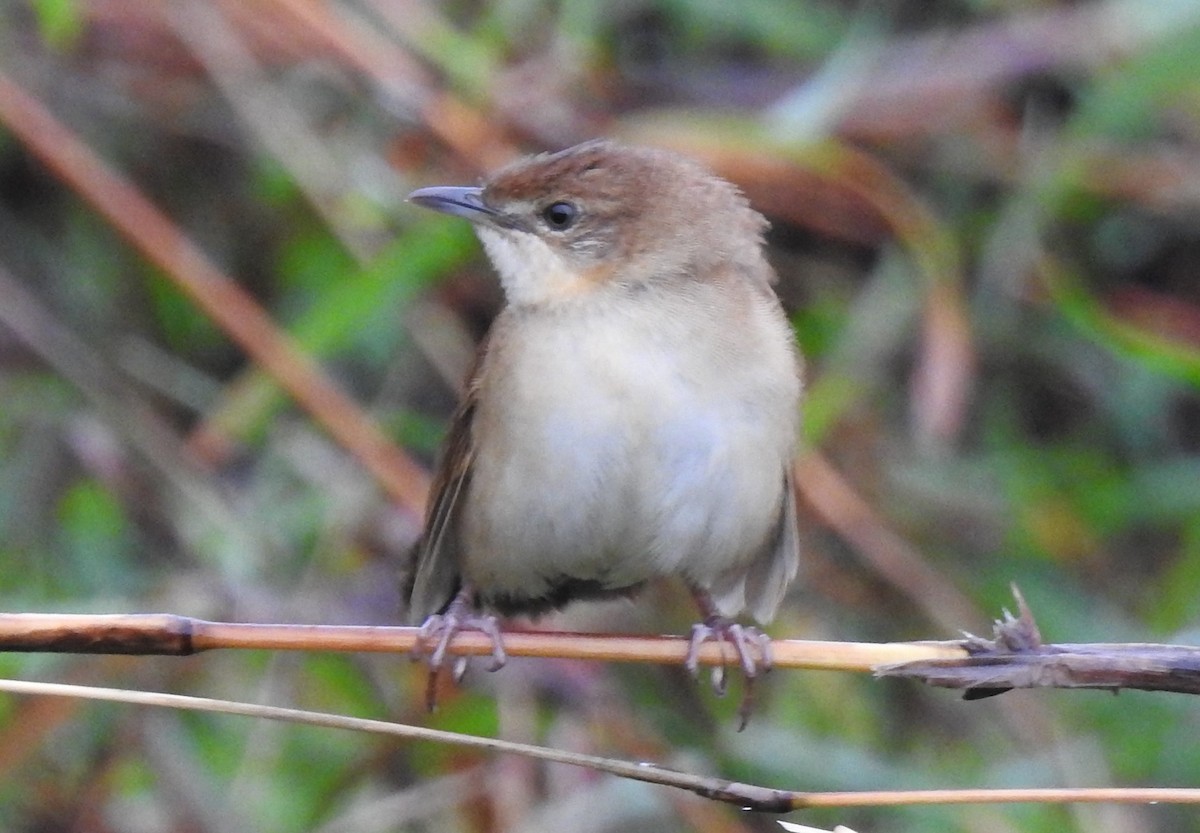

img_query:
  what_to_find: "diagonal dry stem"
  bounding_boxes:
[1,678,1198,813]
[0,69,430,516]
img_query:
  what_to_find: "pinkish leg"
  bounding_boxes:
[684,585,773,729]
[414,586,506,710]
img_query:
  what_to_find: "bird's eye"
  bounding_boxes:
[541,201,578,230]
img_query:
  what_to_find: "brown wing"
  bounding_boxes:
[404,354,484,624]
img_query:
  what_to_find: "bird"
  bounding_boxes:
[404,139,801,706]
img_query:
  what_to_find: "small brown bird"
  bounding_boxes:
[405,140,801,698]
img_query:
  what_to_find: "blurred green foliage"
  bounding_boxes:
[0,1,1199,832]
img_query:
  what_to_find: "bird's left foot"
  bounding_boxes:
[685,616,773,690]
[685,608,773,730]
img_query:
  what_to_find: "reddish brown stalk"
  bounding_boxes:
[0,612,963,670]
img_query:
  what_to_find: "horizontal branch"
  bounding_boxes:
[0,613,962,671]
[4,588,1200,698]
[879,589,1200,696]
[880,643,1200,696]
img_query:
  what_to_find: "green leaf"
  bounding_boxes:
[56,478,137,594]
[30,0,82,49]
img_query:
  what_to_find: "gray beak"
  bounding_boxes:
[407,185,499,226]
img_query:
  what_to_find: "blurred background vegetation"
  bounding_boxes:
[1,0,1200,830]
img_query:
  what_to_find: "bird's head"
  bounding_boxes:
[408,140,770,307]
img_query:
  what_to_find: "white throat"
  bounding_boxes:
[476,227,588,307]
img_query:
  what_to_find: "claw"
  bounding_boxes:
[710,662,727,697]
[476,615,507,671]
[736,675,757,732]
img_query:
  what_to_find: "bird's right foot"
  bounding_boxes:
[413,590,506,710]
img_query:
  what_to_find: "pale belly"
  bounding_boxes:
[459,350,790,610]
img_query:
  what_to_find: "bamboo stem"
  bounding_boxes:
[0,613,965,670]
